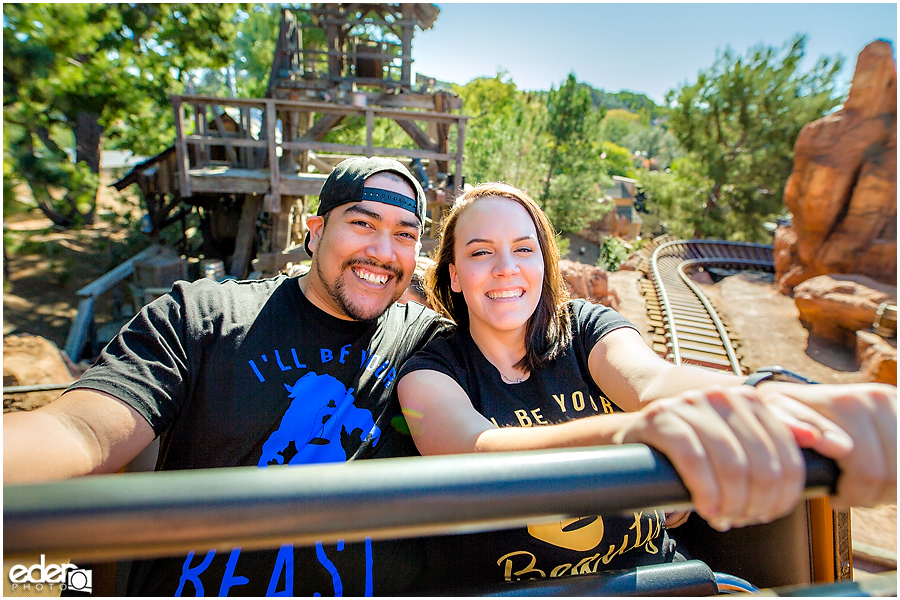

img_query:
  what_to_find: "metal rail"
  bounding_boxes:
[4,445,837,564]
[647,240,774,375]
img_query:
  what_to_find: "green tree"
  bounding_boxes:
[3,3,240,228]
[598,108,640,146]
[454,73,546,196]
[665,35,842,240]
[539,73,608,233]
[638,157,721,239]
[599,141,636,178]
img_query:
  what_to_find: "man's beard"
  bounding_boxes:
[316,258,405,322]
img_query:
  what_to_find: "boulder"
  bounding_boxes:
[776,41,897,294]
[618,251,643,272]
[856,330,897,385]
[559,259,619,309]
[793,274,897,347]
[3,335,76,412]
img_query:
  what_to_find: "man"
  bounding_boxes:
[4,157,453,595]
[4,157,896,595]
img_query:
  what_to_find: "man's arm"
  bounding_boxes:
[4,389,156,483]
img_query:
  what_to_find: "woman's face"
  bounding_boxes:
[449,196,545,338]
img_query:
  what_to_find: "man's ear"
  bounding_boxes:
[306,214,325,254]
[449,263,461,293]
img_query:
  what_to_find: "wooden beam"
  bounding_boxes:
[266,100,280,207]
[176,95,469,125]
[365,109,374,157]
[211,109,239,164]
[298,113,345,142]
[395,119,437,152]
[229,195,263,278]
[172,97,192,197]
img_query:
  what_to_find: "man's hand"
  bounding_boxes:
[756,382,897,511]
[612,386,806,532]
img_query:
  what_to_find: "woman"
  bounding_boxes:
[396,182,895,582]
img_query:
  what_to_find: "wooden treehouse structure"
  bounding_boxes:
[115,4,467,278]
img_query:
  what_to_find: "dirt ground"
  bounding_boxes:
[2,199,896,571]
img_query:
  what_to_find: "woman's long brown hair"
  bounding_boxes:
[425,182,572,372]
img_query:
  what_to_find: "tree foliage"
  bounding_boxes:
[454,72,546,197]
[539,73,609,233]
[3,3,241,227]
[664,35,842,240]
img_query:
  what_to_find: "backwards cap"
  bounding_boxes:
[305,157,426,256]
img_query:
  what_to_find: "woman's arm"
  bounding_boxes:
[398,369,639,456]
[586,327,744,412]
[399,367,812,530]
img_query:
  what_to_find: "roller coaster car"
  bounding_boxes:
[5,446,895,597]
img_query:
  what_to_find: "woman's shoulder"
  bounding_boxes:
[565,297,620,320]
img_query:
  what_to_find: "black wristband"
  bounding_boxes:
[744,371,775,387]
[744,366,820,387]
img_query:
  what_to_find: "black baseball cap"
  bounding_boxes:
[305,157,426,256]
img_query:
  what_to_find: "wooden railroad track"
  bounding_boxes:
[639,238,775,375]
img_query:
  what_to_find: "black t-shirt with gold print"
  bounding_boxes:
[398,299,676,588]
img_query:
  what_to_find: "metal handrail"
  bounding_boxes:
[4,445,837,564]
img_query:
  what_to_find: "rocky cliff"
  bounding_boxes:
[775,41,897,293]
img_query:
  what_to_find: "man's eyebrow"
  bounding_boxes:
[343,204,382,221]
[344,203,421,230]
[399,217,421,231]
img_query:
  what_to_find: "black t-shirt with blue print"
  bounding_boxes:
[71,275,452,596]
[397,299,676,589]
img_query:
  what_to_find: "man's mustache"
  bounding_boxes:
[344,258,404,282]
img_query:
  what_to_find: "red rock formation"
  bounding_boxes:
[792,274,897,346]
[775,41,897,293]
[3,335,76,412]
[559,259,619,309]
[856,330,897,385]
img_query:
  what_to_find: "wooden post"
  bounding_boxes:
[172,97,192,197]
[400,23,413,88]
[365,109,374,157]
[455,116,466,194]
[230,195,263,278]
[266,99,280,211]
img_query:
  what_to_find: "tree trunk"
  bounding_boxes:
[73,111,103,225]
[74,112,103,174]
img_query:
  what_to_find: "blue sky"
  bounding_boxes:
[412,3,897,104]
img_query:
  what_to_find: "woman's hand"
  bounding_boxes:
[755,382,897,511]
[612,386,806,532]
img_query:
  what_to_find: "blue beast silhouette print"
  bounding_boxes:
[258,372,381,466]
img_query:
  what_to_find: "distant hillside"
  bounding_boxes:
[419,72,667,119]
[585,87,666,119]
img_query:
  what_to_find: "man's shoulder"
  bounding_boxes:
[381,301,454,344]
[385,300,446,326]
[173,274,290,304]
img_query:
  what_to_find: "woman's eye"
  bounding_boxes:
[515,246,534,253]
[471,249,490,257]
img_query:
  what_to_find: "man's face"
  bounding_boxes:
[303,173,421,321]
